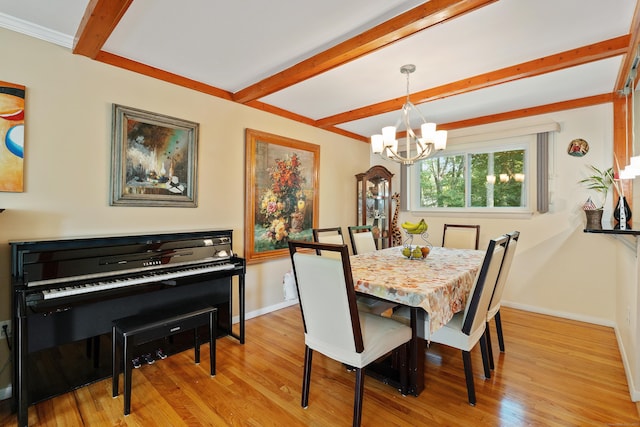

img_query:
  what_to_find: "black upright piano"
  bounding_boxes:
[10,229,245,427]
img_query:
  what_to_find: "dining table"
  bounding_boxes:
[350,245,485,396]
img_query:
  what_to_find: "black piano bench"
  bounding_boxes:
[111,304,217,416]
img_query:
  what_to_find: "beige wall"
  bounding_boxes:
[0,28,370,395]
[384,105,620,325]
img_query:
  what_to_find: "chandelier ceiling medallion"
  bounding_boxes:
[371,64,447,165]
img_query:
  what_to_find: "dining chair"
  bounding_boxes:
[313,227,396,316]
[348,225,377,255]
[312,227,344,258]
[391,234,508,405]
[485,230,520,369]
[287,240,412,427]
[442,224,480,250]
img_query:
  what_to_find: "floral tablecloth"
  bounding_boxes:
[350,246,485,334]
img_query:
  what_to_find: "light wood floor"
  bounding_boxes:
[1,306,639,426]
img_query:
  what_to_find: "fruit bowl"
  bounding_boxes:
[401,245,431,260]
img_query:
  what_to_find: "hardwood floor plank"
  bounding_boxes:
[0,306,638,426]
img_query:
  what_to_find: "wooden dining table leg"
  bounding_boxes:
[409,307,425,396]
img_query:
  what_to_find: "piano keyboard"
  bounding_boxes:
[41,262,237,300]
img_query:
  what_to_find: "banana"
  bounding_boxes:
[402,219,428,234]
[408,224,425,234]
[401,221,418,231]
[401,221,421,233]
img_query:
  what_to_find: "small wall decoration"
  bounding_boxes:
[0,81,25,192]
[110,104,198,207]
[245,129,319,263]
[568,138,589,157]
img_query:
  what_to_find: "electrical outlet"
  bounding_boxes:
[0,320,11,340]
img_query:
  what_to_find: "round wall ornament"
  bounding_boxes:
[568,138,589,157]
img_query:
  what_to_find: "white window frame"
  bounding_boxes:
[407,134,536,215]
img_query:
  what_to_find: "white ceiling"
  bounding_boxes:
[0,0,637,140]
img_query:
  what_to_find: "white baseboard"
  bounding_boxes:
[231,299,298,325]
[501,300,615,328]
[614,326,640,401]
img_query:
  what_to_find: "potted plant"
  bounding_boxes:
[578,165,615,229]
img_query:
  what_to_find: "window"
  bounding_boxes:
[409,135,534,213]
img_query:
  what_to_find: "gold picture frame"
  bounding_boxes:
[110,104,199,207]
[245,129,319,263]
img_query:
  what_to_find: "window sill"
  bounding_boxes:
[408,210,534,220]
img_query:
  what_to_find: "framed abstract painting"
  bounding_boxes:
[244,129,319,263]
[0,81,25,192]
[110,104,199,207]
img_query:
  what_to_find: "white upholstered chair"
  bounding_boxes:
[312,227,344,258]
[287,240,412,427]
[485,230,520,369]
[348,225,377,255]
[392,234,508,405]
[442,224,480,250]
[346,225,400,316]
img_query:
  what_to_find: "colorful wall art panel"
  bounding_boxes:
[0,81,25,192]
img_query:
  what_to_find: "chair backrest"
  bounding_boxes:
[461,234,508,336]
[348,225,377,255]
[288,240,364,353]
[312,227,344,258]
[442,224,480,250]
[488,231,520,316]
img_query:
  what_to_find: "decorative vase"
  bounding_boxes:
[290,211,304,233]
[584,209,603,230]
[614,196,632,230]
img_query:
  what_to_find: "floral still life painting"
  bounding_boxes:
[245,129,319,263]
[110,104,199,207]
[0,81,25,192]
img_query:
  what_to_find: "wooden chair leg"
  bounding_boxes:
[461,350,476,406]
[495,310,505,352]
[485,324,495,370]
[301,346,313,408]
[353,368,365,427]
[479,334,491,379]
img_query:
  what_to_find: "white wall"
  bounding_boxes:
[0,27,370,395]
[390,105,619,324]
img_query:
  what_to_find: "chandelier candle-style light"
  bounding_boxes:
[371,64,447,165]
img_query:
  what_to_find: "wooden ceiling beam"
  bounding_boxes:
[96,52,233,100]
[73,0,133,58]
[440,93,614,130]
[232,0,498,104]
[317,35,629,128]
[615,0,640,92]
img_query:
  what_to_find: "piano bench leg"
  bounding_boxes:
[112,325,119,398]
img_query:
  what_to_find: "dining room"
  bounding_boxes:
[0,1,640,425]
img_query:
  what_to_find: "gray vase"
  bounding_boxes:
[584,209,603,229]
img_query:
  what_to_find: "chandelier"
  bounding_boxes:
[371,64,447,165]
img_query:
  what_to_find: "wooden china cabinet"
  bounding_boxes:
[355,165,394,250]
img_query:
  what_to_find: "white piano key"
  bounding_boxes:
[41,263,237,300]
